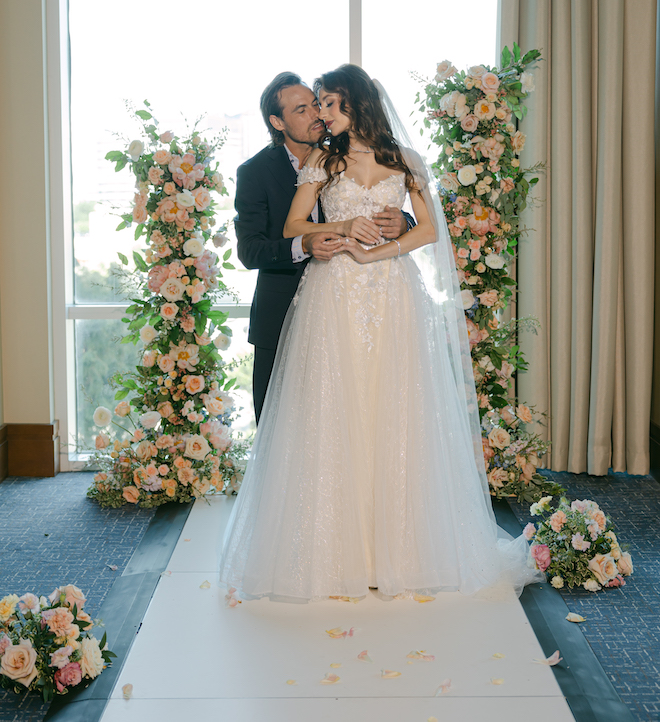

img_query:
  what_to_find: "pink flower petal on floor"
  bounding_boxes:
[286,679,297,685]
[320,673,340,684]
[325,627,346,639]
[160,571,172,577]
[435,678,452,695]
[407,650,435,662]
[566,612,585,623]
[122,683,133,700]
[413,594,435,603]
[107,564,118,571]
[357,650,373,663]
[381,669,402,678]
[533,650,563,666]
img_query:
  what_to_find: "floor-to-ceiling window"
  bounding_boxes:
[62,0,496,464]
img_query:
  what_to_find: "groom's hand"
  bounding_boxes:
[373,206,407,239]
[302,232,343,261]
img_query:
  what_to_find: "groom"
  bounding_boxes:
[236,71,410,422]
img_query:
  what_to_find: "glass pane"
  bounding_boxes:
[74,319,141,448]
[74,318,255,449]
[69,0,349,305]
[362,0,498,157]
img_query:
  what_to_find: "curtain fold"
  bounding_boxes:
[498,0,656,476]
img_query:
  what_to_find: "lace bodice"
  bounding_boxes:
[297,166,406,223]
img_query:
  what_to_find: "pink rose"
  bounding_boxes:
[142,350,156,368]
[523,522,536,541]
[158,464,169,475]
[457,247,469,259]
[0,634,11,656]
[163,181,177,196]
[480,72,500,93]
[45,607,75,639]
[54,661,82,693]
[159,131,174,143]
[148,265,170,294]
[530,544,551,572]
[500,177,515,193]
[571,532,590,551]
[180,316,195,333]
[115,401,131,417]
[460,114,479,132]
[95,433,110,450]
[148,166,164,185]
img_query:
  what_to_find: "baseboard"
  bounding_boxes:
[650,421,660,482]
[6,421,60,477]
[0,424,7,482]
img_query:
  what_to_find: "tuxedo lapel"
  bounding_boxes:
[265,146,297,195]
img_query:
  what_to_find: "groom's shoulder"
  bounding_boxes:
[240,144,284,173]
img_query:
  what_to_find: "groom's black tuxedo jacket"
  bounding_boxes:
[235,144,322,351]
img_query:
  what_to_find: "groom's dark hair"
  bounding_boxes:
[260,72,303,146]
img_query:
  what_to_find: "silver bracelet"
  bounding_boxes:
[394,239,401,257]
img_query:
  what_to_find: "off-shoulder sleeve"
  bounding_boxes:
[296,165,327,186]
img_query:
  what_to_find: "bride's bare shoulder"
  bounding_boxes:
[304,147,325,169]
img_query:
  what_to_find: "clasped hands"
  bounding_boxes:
[301,206,406,262]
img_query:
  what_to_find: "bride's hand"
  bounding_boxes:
[333,237,372,264]
[341,217,381,245]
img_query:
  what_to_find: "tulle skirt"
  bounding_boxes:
[218,252,542,601]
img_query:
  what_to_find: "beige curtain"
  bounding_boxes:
[497,0,656,475]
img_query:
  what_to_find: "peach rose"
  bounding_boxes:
[588,553,618,585]
[160,277,185,302]
[549,510,567,533]
[204,397,226,416]
[177,467,197,486]
[435,59,457,81]
[132,205,148,224]
[157,401,174,419]
[114,401,131,417]
[477,290,498,307]
[157,354,175,374]
[516,404,533,423]
[122,486,140,504]
[95,433,110,450]
[512,130,526,154]
[1,639,38,687]
[185,375,205,394]
[153,149,172,165]
[487,427,511,449]
[160,302,179,321]
[590,509,607,530]
[162,478,177,497]
[45,607,75,638]
[617,551,633,576]
[474,101,496,121]
[460,114,479,133]
[148,166,164,185]
[487,468,508,488]
[159,131,174,143]
[192,187,211,212]
[155,434,174,449]
[184,434,211,460]
[500,177,515,193]
[480,72,500,93]
[500,406,518,427]
[58,585,86,612]
[163,181,177,196]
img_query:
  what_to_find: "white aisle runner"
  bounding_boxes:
[100,496,575,722]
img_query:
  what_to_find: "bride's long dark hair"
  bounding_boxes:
[313,65,416,192]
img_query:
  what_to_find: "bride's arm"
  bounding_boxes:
[284,151,382,244]
[335,189,436,263]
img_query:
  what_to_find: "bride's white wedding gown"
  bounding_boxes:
[218,168,542,601]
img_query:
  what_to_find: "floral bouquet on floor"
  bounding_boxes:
[0,585,114,701]
[524,497,633,591]
[86,101,249,509]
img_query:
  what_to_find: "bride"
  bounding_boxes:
[218,64,542,601]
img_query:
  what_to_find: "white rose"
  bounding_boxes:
[93,406,112,427]
[160,277,186,302]
[139,410,161,429]
[212,233,229,248]
[183,238,204,257]
[140,325,158,344]
[550,576,564,589]
[214,333,231,351]
[461,290,475,309]
[521,72,535,93]
[128,140,144,161]
[457,165,477,186]
[485,254,505,269]
[469,65,487,80]
[184,434,211,460]
[79,637,104,679]
[583,579,601,592]
[435,60,457,82]
[176,190,195,208]
[212,172,224,187]
[439,173,459,193]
